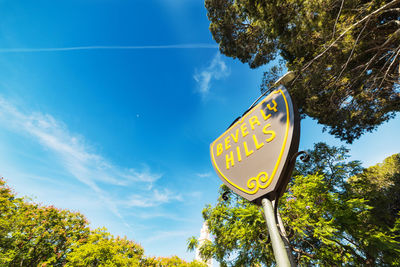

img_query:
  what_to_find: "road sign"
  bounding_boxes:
[210,85,300,203]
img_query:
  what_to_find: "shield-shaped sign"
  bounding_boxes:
[210,85,300,203]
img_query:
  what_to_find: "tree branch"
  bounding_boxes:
[359,28,400,75]
[336,17,371,82]
[299,0,400,74]
[292,247,315,259]
[379,45,400,88]
[377,20,400,28]
[332,0,345,39]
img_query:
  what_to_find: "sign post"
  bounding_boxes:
[210,84,300,266]
[262,198,291,266]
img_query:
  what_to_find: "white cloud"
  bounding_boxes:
[126,188,183,208]
[0,96,164,217]
[196,172,212,178]
[123,165,163,189]
[194,53,230,98]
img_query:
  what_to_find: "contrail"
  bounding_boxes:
[0,44,219,53]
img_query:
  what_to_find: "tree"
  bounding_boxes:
[188,143,400,266]
[0,178,90,266]
[66,228,145,266]
[348,153,400,227]
[144,255,206,267]
[0,178,205,267]
[188,189,274,267]
[345,153,400,265]
[293,142,363,189]
[205,0,400,143]
[67,228,207,267]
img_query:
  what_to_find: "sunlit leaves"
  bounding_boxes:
[0,178,205,267]
[0,179,89,266]
[190,143,400,265]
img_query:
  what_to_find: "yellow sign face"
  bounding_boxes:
[210,86,299,202]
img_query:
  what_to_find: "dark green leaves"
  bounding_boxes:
[206,0,400,143]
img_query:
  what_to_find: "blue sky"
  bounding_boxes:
[0,0,399,261]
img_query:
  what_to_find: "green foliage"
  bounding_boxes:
[0,178,204,267]
[205,0,400,143]
[346,153,400,265]
[188,186,273,267]
[66,228,144,266]
[189,143,400,266]
[348,153,400,227]
[144,255,206,267]
[294,142,363,189]
[0,178,90,266]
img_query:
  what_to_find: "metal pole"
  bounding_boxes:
[276,209,296,266]
[262,198,291,267]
